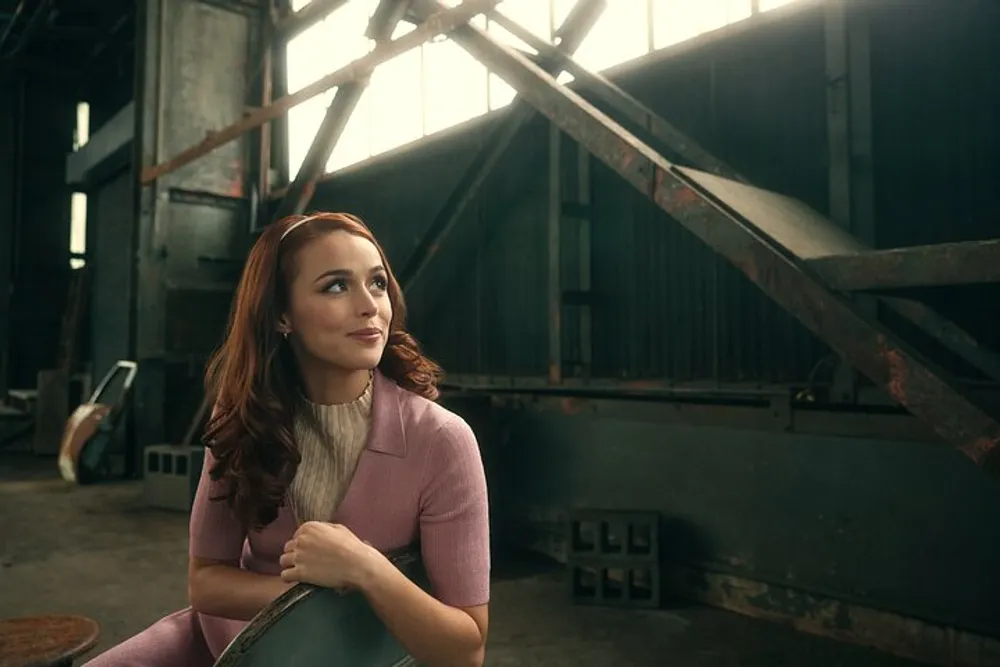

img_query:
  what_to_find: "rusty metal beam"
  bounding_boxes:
[487,10,748,183]
[397,0,606,292]
[272,0,410,220]
[486,2,1000,385]
[807,240,1000,291]
[276,0,350,42]
[414,0,1000,474]
[138,0,501,186]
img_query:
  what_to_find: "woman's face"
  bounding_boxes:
[281,230,392,373]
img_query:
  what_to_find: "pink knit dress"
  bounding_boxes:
[82,370,491,666]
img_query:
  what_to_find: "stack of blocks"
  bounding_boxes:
[567,509,660,608]
[142,444,204,512]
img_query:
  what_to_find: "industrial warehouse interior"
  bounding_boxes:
[1,0,999,665]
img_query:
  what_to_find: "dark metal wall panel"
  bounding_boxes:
[4,77,76,389]
[90,172,135,380]
[0,78,16,395]
[868,0,1000,356]
[486,407,1000,637]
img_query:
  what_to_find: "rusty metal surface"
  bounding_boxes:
[425,6,1000,473]
[0,614,100,667]
[806,240,1000,291]
[676,168,864,259]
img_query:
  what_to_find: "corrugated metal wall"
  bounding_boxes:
[868,0,1000,355]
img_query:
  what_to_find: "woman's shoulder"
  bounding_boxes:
[396,385,476,447]
[373,371,480,465]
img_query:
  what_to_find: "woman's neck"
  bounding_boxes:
[299,366,373,406]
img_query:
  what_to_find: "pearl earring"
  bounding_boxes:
[282,331,289,341]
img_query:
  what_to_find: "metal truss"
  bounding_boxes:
[137,0,1000,475]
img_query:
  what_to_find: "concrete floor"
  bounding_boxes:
[0,450,923,667]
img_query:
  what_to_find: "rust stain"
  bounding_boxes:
[960,435,999,466]
[618,145,634,171]
[619,380,661,390]
[560,397,583,416]
[878,334,909,405]
[667,184,701,208]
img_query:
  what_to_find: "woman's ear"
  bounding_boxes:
[276,314,292,336]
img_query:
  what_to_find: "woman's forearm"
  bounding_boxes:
[355,548,487,667]
[188,559,294,621]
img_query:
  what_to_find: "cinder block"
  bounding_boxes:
[143,444,204,512]
[567,509,661,608]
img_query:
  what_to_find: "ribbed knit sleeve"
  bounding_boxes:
[189,446,246,562]
[418,416,491,608]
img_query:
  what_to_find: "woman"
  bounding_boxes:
[84,212,490,667]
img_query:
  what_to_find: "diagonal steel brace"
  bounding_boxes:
[397,0,606,292]
[498,10,1000,384]
[489,10,748,183]
[273,0,411,220]
[416,0,1000,474]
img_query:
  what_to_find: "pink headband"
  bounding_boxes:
[279,214,322,242]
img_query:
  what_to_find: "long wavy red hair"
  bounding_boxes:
[201,212,443,531]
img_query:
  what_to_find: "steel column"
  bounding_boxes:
[397,0,605,292]
[139,0,502,186]
[414,0,1000,473]
[547,121,562,384]
[272,0,410,221]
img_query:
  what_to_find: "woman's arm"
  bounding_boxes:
[187,445,293,619]
[280,416,491,666]
[363,415,491,666]
[355,547,487,667]
[188,557,293,621]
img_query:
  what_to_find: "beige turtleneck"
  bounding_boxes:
[288,376,374,524]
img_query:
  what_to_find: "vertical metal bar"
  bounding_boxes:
[847,3,875,248]
[825,0,851,229]
[0,79,17,398]
[131,0,168,475]
[577,143,592,374]
[547,122,562,385]
[824,0,858,402]
[272,0,410,221]
[258,7,274,202]
[271,0,293,191]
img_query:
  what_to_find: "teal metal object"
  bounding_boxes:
[213,548,426,667]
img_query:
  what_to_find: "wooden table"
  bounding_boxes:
[0,615,100,667]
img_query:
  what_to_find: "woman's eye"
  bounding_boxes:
[324,279,347,293]
[371,275,388,291]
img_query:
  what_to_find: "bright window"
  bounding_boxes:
[70,102,89,269]
[284,0,804,177]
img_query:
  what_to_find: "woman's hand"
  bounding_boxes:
[279,521,377,590]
